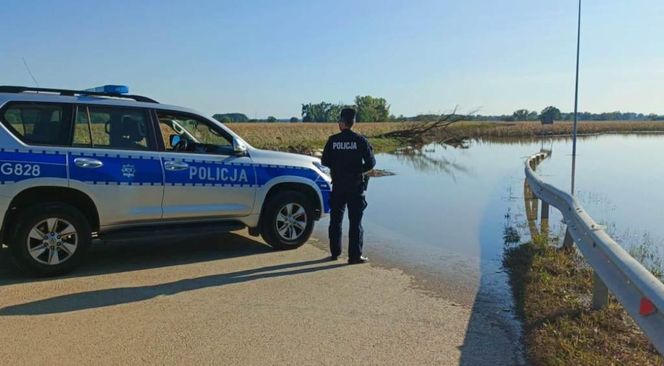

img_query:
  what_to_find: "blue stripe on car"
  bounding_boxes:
[163,159,257,187]
[0,150,331,213]
[68,153,162,185]
[0,149,67,183]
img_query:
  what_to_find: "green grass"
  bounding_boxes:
[628,239,664,281]
[503,237,663,365]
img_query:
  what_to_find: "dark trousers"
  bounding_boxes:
[328,189,367,259]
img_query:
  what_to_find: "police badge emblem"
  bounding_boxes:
[121,164,136,179]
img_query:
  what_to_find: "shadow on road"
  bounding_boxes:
[0,257,343,316]
[0,232,278,287]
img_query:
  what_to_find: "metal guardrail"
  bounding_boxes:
[525,152,664,355]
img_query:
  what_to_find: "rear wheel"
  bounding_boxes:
[261,191,314,250]
[10,203,91,276]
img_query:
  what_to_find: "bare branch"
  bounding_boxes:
[377,107,473,141]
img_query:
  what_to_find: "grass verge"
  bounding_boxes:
[503,237,663,365]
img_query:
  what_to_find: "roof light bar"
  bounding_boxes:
[84,85,129,94]
[0,85,158,103]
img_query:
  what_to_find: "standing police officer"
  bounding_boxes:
[321,108,376,264]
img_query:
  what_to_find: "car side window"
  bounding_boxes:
[157,111,234,154]
[72,106,92,147]
[73,105,153,151]
[1,102,72,146]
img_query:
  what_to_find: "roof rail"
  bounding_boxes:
[0,86,159,104]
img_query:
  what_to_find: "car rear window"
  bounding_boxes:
[1,102,72,146]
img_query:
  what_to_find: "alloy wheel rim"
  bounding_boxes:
[26,218,78,265]
[275,203,307,241]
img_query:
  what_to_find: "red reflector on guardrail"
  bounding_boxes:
[640,298,656,316]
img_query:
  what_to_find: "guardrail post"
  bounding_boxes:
[540,202,549,235]
[592,271,609,309]
[562,229,574,249]
[540,202,549,219]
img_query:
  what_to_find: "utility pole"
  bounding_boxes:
[571,0,581,195]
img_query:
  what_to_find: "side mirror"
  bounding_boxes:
[232,137,247,155]
[169,134,181,147]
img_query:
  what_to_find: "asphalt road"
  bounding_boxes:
[0,231,515,365]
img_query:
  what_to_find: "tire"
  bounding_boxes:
[10,203,91,276]
[261,191,314,250]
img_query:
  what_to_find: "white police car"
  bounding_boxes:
[0,85,331,276]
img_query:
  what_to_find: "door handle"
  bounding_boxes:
[164,161,189,171]
[74,157,104,169]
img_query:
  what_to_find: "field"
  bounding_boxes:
[226,122,406,154]
[225,121,664,154]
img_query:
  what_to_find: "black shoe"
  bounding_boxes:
[348,256,368,264]
[330,255,339,261]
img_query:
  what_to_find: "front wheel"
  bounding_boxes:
[261,191,314,250]
[10,203,91,276]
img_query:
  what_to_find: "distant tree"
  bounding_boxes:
[355,95,389,122]
[540,106,561,124]
[213,113,249,123]
[527,111,539,121]
[301,102,352,122]
[512,109,530,121]
[289,117,299,123]
[327,104,344,122]
[216,115,232,123]
[266,116,277,122]
[302,102,332,122]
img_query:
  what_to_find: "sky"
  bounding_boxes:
[0,0,662,118]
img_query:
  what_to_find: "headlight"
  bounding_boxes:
[313,161,331,177]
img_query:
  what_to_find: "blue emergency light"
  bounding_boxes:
[84,85,129,94]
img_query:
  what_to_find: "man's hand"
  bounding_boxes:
[361,173,370,191]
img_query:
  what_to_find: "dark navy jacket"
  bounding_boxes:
[321,129,376,192]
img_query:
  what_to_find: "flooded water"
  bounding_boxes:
[313,133,664,358]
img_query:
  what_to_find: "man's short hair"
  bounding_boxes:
[340,108,356,127]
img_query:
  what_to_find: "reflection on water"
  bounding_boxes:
[393,145,470,178]
[313,134,664,362]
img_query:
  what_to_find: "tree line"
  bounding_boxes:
[474,107,664,122]
[212,95,390,123]
[212,102,664,123]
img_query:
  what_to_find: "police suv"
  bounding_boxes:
[0,85,331,276]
